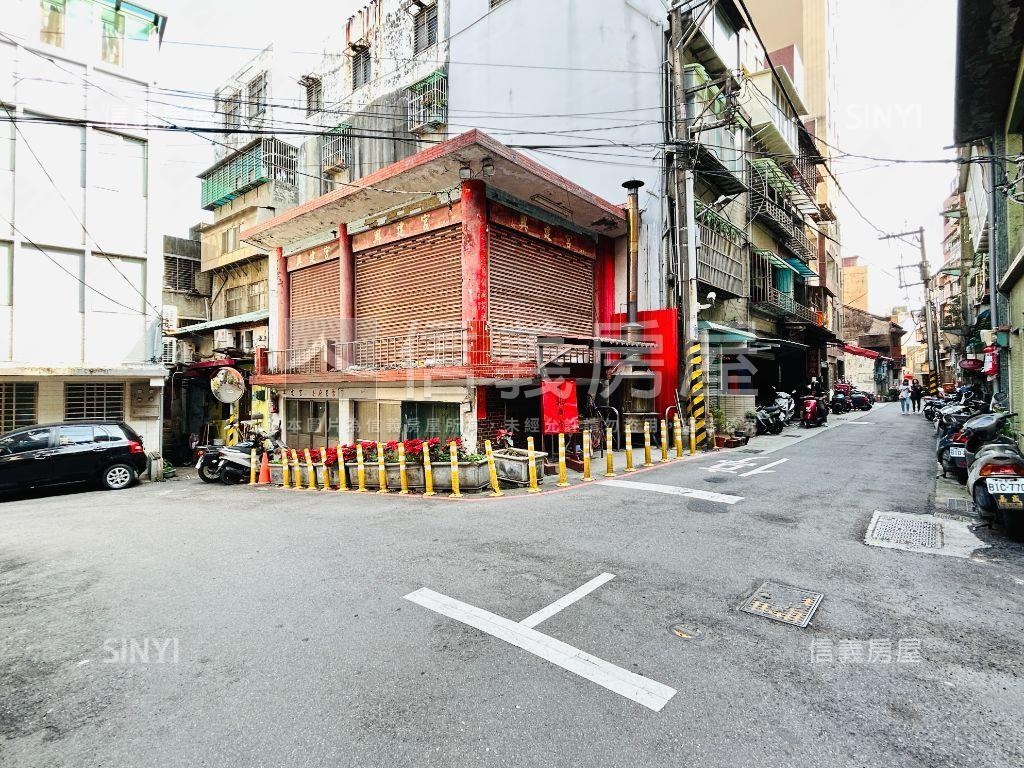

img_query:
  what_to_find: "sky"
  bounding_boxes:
[153,0,959,322]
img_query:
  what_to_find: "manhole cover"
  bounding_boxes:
[946,498,972,514]
[738,582,823,628]
[870,515,942,548]
[668,623,705,640]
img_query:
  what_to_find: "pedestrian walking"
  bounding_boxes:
[910,379,924,413]
[898,381,912,414]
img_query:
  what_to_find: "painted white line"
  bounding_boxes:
[846,421,875,425]
[519,573,616,629]
[404,587,677,712]
[739,458,789,477]
[600,479,743,505]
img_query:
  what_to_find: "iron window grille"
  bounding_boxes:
[247,73,267,118]
[302,76,323,116]
[64,383,125,422]
[248,280,267,312]
[163,254,198,292]
[352,48,372,90]
[408,73,447,134]
[225,285,245,317]
[221,92,241,132]
[322,125,353,172]
[0,383,38,433]
[200,138,297,209]
[413,5,438,54]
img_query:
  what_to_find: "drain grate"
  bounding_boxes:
[738,582,823,628]
[870,515,942,548]
[946,498,973,514]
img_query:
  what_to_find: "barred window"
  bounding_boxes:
[413,5,438,54]
[64,383,124,422]
[352,48,371,90]
[0,383,38,433]
[248,280,267,312]
[225,285,245,317]
[163,254,198,292]
[322,125,352,172]
[247,73,267,118]
[222,92,241,132]
[302,76,322,116]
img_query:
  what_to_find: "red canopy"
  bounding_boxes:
[842,344,880,360]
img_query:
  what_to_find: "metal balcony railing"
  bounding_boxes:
[200,138,297,210]
[751,282,821,324]
[408,72,448,134]
[694,200,746,296]
[785,226,816,262]
[338,328,466,370]
[265,345,328,376]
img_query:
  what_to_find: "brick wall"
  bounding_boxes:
[475,385,507,449]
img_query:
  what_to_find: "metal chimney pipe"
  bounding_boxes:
[622,179,644,341]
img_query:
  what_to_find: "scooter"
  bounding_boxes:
[936,427,969,484]
[800,393,829,428]
[197,431,279,484]
[754,405,786,435]
[774,391,796,423]
[849,390,873,411]
[967,415,1024,541]
[831,388,851,414]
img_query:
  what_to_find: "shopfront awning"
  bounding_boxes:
[784,257,819,279]
[169,310,269,335]
[842,343,880,360]
[699,321,758,344]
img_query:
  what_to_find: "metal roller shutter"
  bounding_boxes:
[489,227,594,336]
[290,259,340,350]
[355,225,462,339]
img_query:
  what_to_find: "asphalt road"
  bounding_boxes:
[2,403,1023,768]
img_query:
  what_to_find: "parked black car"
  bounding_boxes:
[0,422,147,492]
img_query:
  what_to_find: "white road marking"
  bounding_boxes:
[600,479,743,504]
[846,421,875,425]
[404,587,677,712]
[519,573,615,629]
[739,458,789,477]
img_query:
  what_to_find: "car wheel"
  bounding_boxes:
[198,462,222,483]
[102,463,135,491]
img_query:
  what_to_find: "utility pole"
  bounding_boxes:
[880,227,939,392]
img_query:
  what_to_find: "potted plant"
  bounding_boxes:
[742,411,758,438]
[492,430,548,486]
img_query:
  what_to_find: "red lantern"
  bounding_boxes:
[982,345,999,377]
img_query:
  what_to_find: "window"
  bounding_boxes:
[222,92,241,132]
[248,73,267,118]
[40,0,65,47]
[400,401,460,441]
[413,5,438,54]
[302,76,322,116]
[0,427,50,455]
[321,125,352,172]
[164,254,199,292]
[225,285,245,317]
[285,399,340,449]
[0,383,38,433]
[221,225,239,255]
[0,242,11,306]
[248,280,267,312]
[92,131,147,197]
[352,48,371,90]
[354,400,401,443]
[58,425,95,446]
[64,383,125,422]
[100,9,125,66]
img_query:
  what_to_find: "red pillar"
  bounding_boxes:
[338,224,355,367]
[273,246,289,351]
[460,179,490,365]
[595,235,616,335]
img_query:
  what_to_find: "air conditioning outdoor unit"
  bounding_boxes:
[178,340,195,364]
[161,338,176,366]
[213,328,235,349]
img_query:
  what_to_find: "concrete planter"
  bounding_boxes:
[428,459,491,492]
[492,449,548,486]
[343,463,426,490]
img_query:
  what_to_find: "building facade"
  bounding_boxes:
[0,0,168,448]
[842,255,868,311]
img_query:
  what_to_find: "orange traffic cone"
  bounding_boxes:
[257,452,271,485]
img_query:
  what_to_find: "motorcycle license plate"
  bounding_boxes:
[948,446,966,458]
[986,479,1024,495]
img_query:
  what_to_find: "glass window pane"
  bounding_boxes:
[58,425,94,445]
[40,0,66,47]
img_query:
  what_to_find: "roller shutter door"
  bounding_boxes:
[290,259,340,350]
[489,227,594,336]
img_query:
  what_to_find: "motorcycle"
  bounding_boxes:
[196,431,280,484]
[754,405,786,435]
[800,393,829,428]
[966,411,1024,540]
[831,388,851,414]
[849,390,873,411]
[936,427,969,484]
[774,391,796,423]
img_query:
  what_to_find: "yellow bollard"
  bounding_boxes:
[320,447,330,491]
[527,436,541,492]
[448,441,462,498]
[643,421,653,466]
[557,433,569,487]
[582,429,593,481]
[337,448,348,492]
[290,449,302,489]
[624,422,635,472]
[660,419,670,463]
[689,417,697,456]
[355,444,367,492]
[397,444,410,495]
[249,448,257,485]
[673,416,684,459]
[376,441,388,494]
[303,449,318,490]
[485,440,504,497]
[280,452,291,488]
[423,443,436,497]
[603,426,615,478]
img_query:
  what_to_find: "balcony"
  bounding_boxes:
[750,157,819,217]
[408,73,448,134]
[200,138,298,210]
[751,282,821,324]
[682,64,746,194]
[695,200,746,297]
[745,71,799,157]
[785,225,816,263]
[750,166,796,240]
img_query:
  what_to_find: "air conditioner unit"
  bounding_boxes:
[213,329,235,349]
[178,340,195,364]
[161,338,176,366]
[162,305,179,332]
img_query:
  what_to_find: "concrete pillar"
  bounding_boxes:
[338,224,355,367]
[271,246,289,351]
[460,179,490,366]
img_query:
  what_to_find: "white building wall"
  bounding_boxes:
[448,0,667,313]
[0,0,166,451]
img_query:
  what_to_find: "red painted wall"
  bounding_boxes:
[610,307,679,418]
